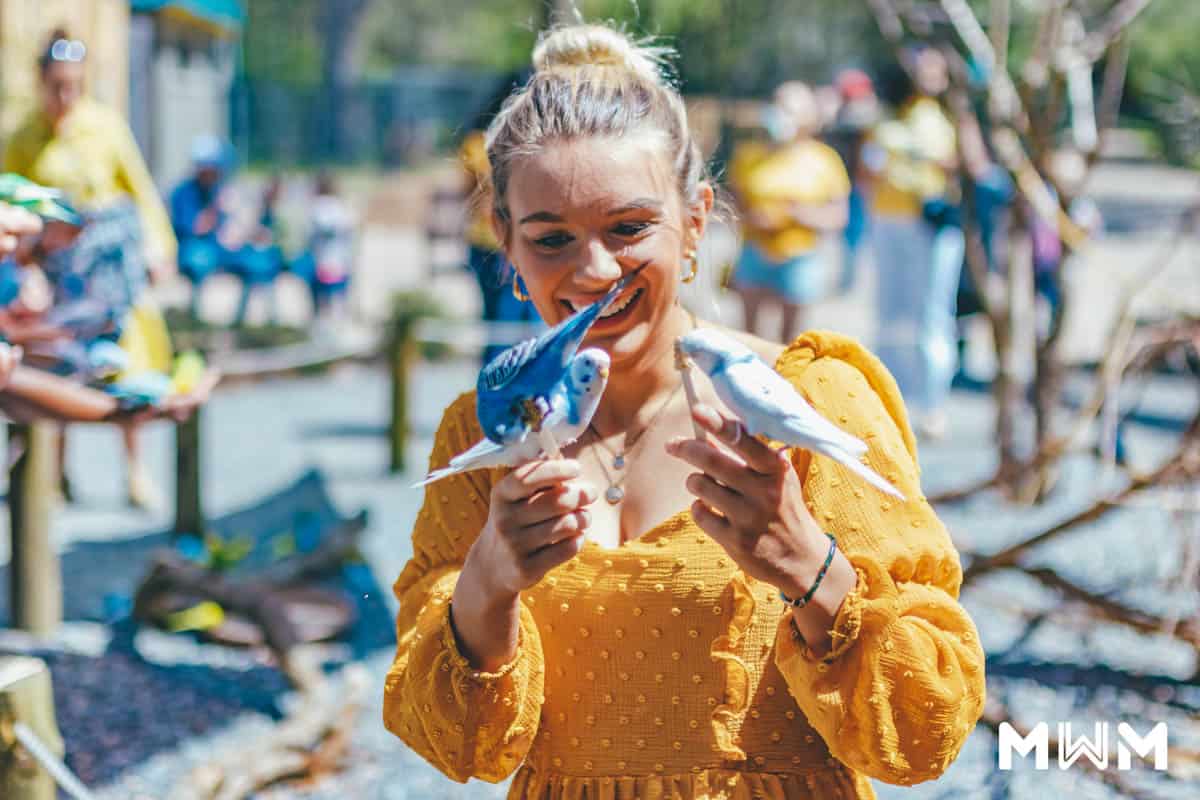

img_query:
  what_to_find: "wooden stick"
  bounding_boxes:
[674,341,706,440]
[538,428,563,460]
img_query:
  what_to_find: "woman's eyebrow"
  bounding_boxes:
[518,211,564,224]
[607,199,663,215]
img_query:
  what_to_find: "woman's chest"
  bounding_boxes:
[525,537,743,714]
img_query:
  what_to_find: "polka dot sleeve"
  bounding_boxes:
[382,393,546,783]
[771,333,986,786]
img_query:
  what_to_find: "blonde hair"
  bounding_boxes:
[485,24,704,236]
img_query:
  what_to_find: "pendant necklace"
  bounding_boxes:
[589,382,683,504]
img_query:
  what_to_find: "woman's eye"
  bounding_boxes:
[534,232,573,249]
[612,221,651,237]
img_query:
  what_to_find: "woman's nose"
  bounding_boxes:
[575,239,624,288]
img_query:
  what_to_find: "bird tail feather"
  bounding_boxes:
[784,413,869,457]
[411,465,458,488]
[816,444,905,500]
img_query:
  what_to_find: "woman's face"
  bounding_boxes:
[40,61,85,122]
[501,136,709,368]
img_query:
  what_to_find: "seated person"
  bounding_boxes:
[170,136,236,290]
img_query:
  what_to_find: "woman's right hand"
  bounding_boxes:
[450,458,595,670]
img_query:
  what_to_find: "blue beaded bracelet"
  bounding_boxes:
[780,533,837,609]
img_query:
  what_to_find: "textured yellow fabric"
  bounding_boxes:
[460,130,501,252]
[4,98,177,262]
[729,140,850,260]
[383,330,986,799]
[867,98,956,219]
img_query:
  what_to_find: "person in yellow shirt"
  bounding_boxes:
[861,50,963,440]
[384,24,984,799]
[729,82,850,343]
[5,28,177,508]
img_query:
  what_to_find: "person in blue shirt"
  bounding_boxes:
[170,136,234,314]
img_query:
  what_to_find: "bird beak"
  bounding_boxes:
[599,366,609,379]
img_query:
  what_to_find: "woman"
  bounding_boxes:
[863,50,964,440]
[730,81,850,342]
[384,24,984,798]
[5,28,177,507]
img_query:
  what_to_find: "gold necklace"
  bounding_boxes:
[588,382,683,504]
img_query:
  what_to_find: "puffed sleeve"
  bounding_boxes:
[382,392,545,783]
[771,332,986,786]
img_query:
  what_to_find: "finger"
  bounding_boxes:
[524,531,587,577]
[512,480,597,527]
[692,403,787,475]
[689,499,733,541]
[516,508,590,554]
[685,472,751,520]
[666,437,755,495]
[496,458,582,502]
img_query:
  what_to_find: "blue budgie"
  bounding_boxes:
[677,329,905,500]
[415,348,610,487]
[477,261,645,446]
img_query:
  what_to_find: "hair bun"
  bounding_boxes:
[532,24,671,87]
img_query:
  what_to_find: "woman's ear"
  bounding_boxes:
[490,210,510,251]
[686,182,716,249]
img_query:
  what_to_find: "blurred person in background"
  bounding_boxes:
[729,81,850,342]
[458,73,539,363]
[228,172,287,325]
[291,172,356,323]
[826,68,881,294]
[862,48,963,440]
[5,27,177,508]
[171,135,236,314]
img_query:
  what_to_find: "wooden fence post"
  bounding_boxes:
[0,657,62,800]
[7,423,61,635]
[174,408,203,537]
[389,321,415,474]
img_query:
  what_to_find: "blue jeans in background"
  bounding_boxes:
[839,186,869,293]
[873,216,966,419]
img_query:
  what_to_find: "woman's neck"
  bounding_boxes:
[591,302,693,434]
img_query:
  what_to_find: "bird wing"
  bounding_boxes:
[477,261,648,395]
[718,362,868,456]
[478,336,540,392]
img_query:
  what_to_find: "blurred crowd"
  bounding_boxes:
[0,27,359,511]
[456,47,1103,442]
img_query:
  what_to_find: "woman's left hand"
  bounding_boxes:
[665,402,828,596]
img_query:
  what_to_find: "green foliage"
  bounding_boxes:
[354,0,887,95]
[243,0,323,83]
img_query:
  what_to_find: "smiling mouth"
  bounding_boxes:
[562,287,644,320]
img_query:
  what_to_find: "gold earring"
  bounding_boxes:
[512,274,529,302]
[680,251,699,284]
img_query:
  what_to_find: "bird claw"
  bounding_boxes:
[520,397,547,432]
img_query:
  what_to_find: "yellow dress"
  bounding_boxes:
[384,331,986,799]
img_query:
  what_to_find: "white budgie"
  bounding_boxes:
[677,329,904,500]
[413,348,610,487]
